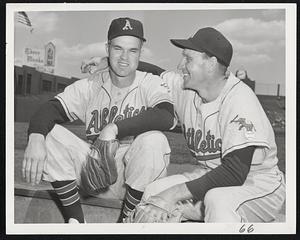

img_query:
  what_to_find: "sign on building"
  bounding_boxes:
[45,42,55,68]
[23,42,56,74]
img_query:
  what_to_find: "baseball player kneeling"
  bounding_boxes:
[125,27,286,223]
[22,17,177,223]
[83,27,285,223]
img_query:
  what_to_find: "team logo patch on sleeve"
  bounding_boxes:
[230,115,256,138]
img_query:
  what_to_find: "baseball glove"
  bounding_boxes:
[80,138,119,195]
[124,196,183,223]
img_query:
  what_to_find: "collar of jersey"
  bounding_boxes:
[216,72,240,103]
[101,70,146,93]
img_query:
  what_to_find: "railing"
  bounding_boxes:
[254,83,285,96]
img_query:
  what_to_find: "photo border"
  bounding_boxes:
[5,2,297,235]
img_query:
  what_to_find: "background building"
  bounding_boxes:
[14,65,79,122]
[14,65,77,95]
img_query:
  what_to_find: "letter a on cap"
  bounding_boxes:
[122,19,133,30]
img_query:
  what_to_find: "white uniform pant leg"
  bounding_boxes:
[44,126,171,200]
[43,124,91,182]
[143,166,285,223]
[123,130,171,192]
[204,168,286,223]
[42,124,126,200]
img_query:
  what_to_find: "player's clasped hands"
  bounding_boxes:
[22,133,47,185]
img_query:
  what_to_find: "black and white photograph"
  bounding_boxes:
[6,3,296,234]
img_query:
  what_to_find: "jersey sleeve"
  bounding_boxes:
[55,78,90,122]
[160,71,184,107]
[138,61,165,76]
[141,72,173,107]
[140,72,179,129]
[220,85,272,158]
[160,71,185,125]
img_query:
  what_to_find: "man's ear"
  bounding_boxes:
[105,42,109,55]
[139,41,144,56]
[211,56,218,68]
[207,56,218,74]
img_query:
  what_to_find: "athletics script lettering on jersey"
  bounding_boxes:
[182,124,222,159]
[86,104,146,135]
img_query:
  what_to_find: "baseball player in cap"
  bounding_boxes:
[81,27,286,223]
[82,27,285,222]
[22,17,177,223]
[128,27,285,223]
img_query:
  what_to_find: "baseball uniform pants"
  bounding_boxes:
[42,124,171,200]
[142,165,285,222]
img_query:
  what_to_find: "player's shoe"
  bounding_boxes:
[68,218,86,224]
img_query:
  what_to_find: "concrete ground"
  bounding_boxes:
[14,161,285,224]
[15,196,121,223]
[14,160,196,224]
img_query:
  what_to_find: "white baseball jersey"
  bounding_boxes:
[161,71,279,172]
[55,69,174,142]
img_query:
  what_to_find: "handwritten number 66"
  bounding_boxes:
[239,224,254,233]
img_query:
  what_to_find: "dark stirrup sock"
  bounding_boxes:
[117,185,143,222]
[51,180,84,223]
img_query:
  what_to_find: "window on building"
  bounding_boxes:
[57,83,67,92]
[16,75,23,94]
[26,74,32,94]
[42,80,52,92]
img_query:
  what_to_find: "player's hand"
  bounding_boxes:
[81,56,108,74]
[140,200,169,222]
[99,123,118,141]
[22,133,47,185]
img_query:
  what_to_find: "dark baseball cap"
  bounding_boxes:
[170,27,233,67]
[108,17,146,42]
